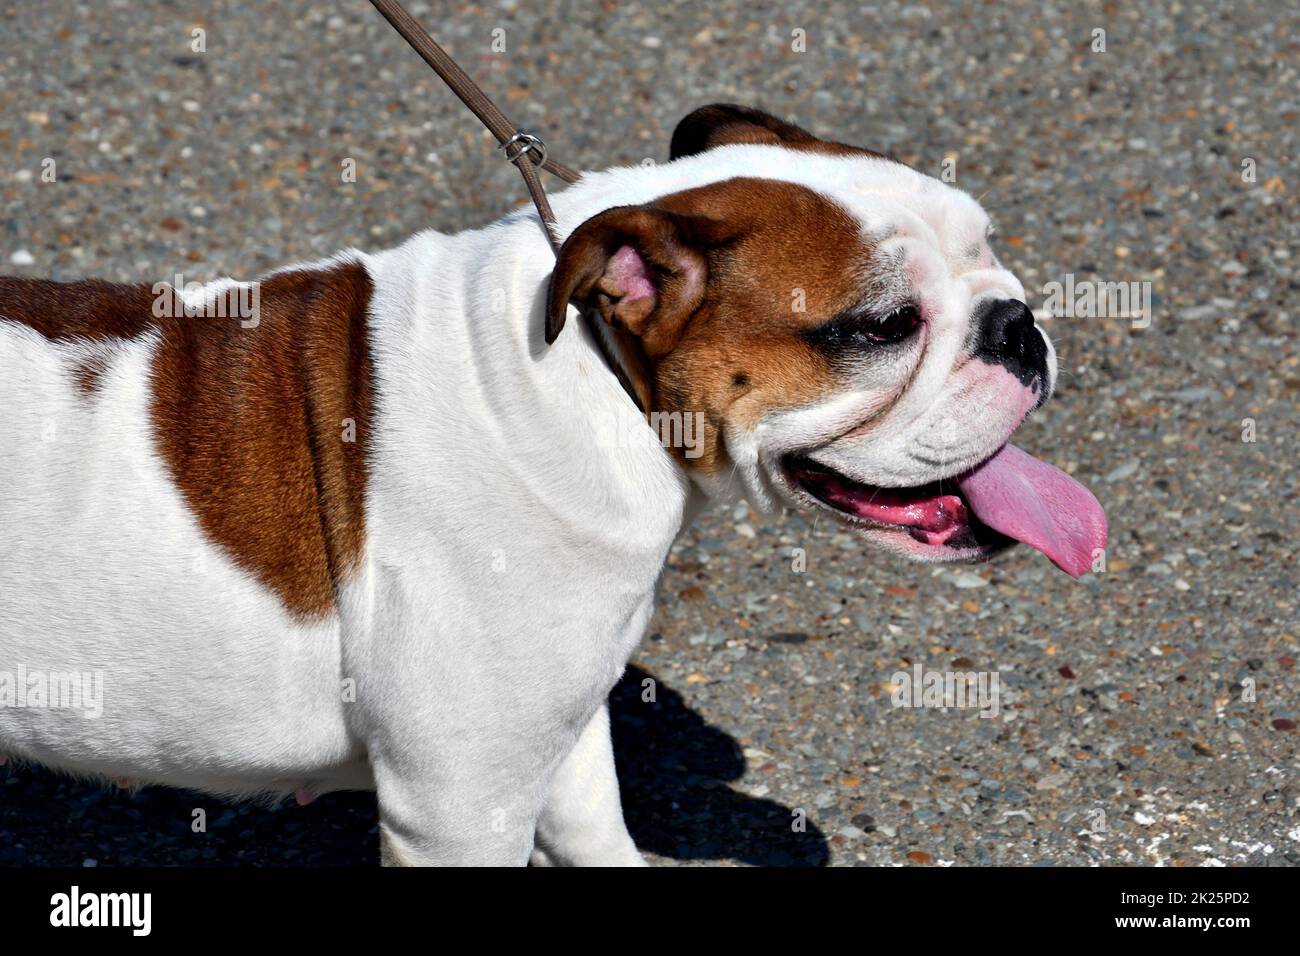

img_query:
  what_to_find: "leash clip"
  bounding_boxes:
[498,129,548,167]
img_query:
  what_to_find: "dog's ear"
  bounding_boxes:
[669,103,822,160]
[670,103,889,164]
[546,202,733,351]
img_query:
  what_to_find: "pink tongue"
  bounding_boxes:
[956,443,1108,578]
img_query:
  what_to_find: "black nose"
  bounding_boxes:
[972,299,1048,391]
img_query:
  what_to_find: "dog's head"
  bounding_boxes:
[548,104,1106,577]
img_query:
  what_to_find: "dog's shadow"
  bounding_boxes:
[0,667,826,867]
[609,665,830,867]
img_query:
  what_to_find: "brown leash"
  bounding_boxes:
[365,0,578,253]
[366,0,650,413]
[364,0,647,412]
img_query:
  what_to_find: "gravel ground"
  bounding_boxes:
[1,0,1296,866]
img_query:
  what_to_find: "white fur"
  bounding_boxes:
[0,143,1050,864]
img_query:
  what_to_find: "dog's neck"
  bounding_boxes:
[362,209,695,576]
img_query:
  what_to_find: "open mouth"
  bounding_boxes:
[780,443,1109,578]
[781,454,1009,554]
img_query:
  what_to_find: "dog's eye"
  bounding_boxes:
[868,304,922,342]
[805,303,922,351]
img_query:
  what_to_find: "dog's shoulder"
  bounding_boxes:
[151,259,377,621]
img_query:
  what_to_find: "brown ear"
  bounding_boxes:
[669,103,822,160]
[545,203,727,350]
[670,103,890,164]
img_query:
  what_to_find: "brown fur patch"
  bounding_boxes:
[549,177,873,477]
[150,265,374,620]
[669,103,897,165]
[1,265,374,620]
[654,182,870,474]
[0,277,157,340]
[0,279,157,396]
[73,354,111,394]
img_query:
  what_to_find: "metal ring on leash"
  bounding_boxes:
[499,130,548,167]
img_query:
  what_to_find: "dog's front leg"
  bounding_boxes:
[530,703,646,867]
[372,753,547,866]
[361,672,583,866]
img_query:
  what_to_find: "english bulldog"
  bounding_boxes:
[0,104,1106,866]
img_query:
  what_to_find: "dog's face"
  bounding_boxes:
[549,105,1104,576]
